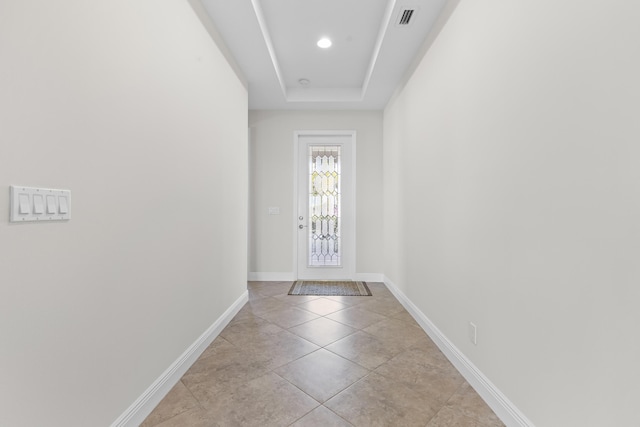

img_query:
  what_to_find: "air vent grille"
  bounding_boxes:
[398,9,415,25]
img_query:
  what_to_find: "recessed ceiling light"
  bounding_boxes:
[317,38,332,49]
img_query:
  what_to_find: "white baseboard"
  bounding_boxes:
[383,276,534,427]
[110,290,249,427]
[248,272,295,281]
[248,272,383,282]
[354,273,384,282]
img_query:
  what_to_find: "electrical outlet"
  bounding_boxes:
[469,322,477,345]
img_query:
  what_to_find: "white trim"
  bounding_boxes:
[354,273,384,282]
[248,273,381,282]
[248,272,295,281]
[186,0,248,89]
[110,291,249,427]
[361,0,397,97]
[292,133,299,280]
[293,130,357,281]
[249,0,286,98]
[383,276,535,427]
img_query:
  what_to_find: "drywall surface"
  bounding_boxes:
[249,110,383,277]
[0,1,247,425]
[383,0,640,425]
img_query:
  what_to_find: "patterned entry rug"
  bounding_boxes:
[288,280,372,296]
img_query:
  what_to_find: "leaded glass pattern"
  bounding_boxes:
[308,146,341,266]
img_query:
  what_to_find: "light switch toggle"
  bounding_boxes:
[18,194,30,214]
[59,196,69,214]
[46,195,57,214]
[33,194,44,214]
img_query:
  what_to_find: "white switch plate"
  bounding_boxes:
[469,322,477,345]
[268,207,280,215]
[10,186,71,222]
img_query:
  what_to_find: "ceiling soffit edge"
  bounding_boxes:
[250,0,287,98]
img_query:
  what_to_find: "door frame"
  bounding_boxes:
[293,130,356,280]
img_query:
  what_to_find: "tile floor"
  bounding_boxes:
[142,281,505,427]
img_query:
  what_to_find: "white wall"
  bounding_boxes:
[249,110,383,279]
[0,1,247,426]
[384,0,640,426]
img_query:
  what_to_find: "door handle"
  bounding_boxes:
[298,224,307,229]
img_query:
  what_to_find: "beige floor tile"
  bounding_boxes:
[324,295,370,306]
[297,297,348,315]
[149,407,214,427]
[197,336,235,361]
[220,315,283,345]
[325,331,401,369]
[251,282,294,297]
[364,284,394,297]
[272,294,322,305]
[363,317,428,349]
[140,381,199,427]
[325,306,387,330]
[248,289,268,301]
[389,309,419,325]
[407,333,442,352]
[275,349,369,403]
[374,348,465,404]
[232,329,320,369]
[183,338,256,379]
[399,344,462,377]
[446,383,505,426]
[245,295,290,315]
[201,372,319,427]
[290,405,353,427]
[425,406,480,427]
[258,305,320,328]
[228,303,261,322]
[288,317,357,347]
[181,343,269,404]
[356,297,406,317]
[325,372,440,426]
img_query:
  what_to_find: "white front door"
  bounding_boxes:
[295,131,355,280]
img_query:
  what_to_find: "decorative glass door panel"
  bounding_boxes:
[296,132,354,281]
[308,146,341,267]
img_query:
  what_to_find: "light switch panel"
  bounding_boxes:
[10,186,71,222]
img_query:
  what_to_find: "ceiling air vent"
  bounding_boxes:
[397,8,415,26]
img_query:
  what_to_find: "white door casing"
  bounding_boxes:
[294,131,355,280]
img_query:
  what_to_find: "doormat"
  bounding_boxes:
[288,281,372,296]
